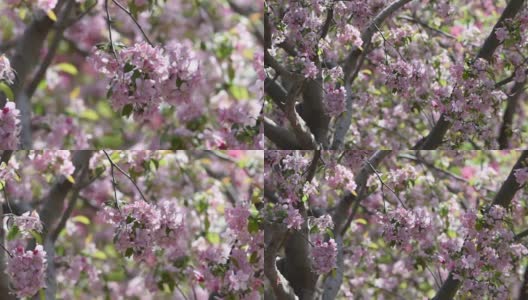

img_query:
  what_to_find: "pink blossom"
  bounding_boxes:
[0,55,15,84]
[514,68,526,83]
[311,238,337,274]
[225,205,251,234]
[285,205,304,230]
[514,167,528,185]
[12,210,43,237]
[90,41,200,121]
[326,164,357,192]
[0,102,20,149]
[324,85,346,117]
[494,27,508,42]
[313,214,334,231]
[6,244,47,297]
[37,0,58,11]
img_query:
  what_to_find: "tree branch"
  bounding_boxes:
[264,222,298,300]
[498,78,525,149]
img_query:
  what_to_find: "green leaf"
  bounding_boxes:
[29,230,43,244]
[123,62,135,73]
[249,251,258,264]
[206,232,220,244]
[204,215,210,233]
[355,218,367,225]
[80,109,99,121]
[7,225,20,241]
[159,271,175,292]
[72,215,91,225]
[228,85,249,100]
[39,289,46,300]
[105,269,126,282]
[122,104,133,118]
[247,216,260,234]
[97,134,123,148]
[55,63,78,75]
[46,10,57,22]
[91,250,108,260]
[110,151,121,163]
[125,248,134,257]
[97,100,114,118]
[0,82,14,100]
[326,228,334,239]
[66,175,75,184]
[301,194,308,203]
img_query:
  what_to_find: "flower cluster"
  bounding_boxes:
[90,41,200,121]
[440,59,508,146]
[101,199,183,263]
[0,102,20,149]
[379,207,433,252]
[11,210,43,238]
[6,0,57,11]
[6,244,47,298]
[37,0,57,11]
[30,150,75,177]
[284,204,304,230]
[514,167,528,186]
[326,164,357,192]
[311,238,338,274]
[312,214,334,231]
[225,205,251,236]
[0,55,15,84]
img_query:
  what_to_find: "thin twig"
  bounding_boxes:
[367,161,407,209]
[2,185,13,214]
[102,150,149,203]
[111,0,154,46]
[175,283,189,300]
[104,0,118,60]
[0,243,12,258]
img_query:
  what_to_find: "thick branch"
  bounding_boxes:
[265,77,287,110]
[264,117,302,149]
[520,265,528,300]
[264,223,298,300]
[498,79,525,149]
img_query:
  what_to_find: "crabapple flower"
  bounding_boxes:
[311,238,337,274]
[6,244,47,298]
[90,41,200,121]
[30,150,75,177]
[495,27,509,42]
[37,0,58,11]
[324,85,346,117]
[285,205,304,230]
[312,214,334,231]
[0,102,21,149]
[225,205,251,234]
[12,210,43,237]
[0,55,15,84]
[326,164,357,192]
[514,167,528,185]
